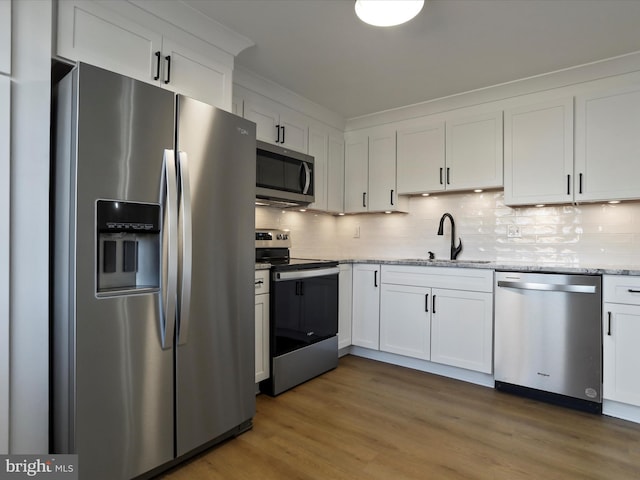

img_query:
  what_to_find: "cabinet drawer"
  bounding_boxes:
[381,265,493,292]
[603,275,640,305]
[255,269,270,295]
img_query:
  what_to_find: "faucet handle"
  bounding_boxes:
[428,251,435,260]
[452,238,463,260]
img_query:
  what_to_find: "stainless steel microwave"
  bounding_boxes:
[256,140,314,206]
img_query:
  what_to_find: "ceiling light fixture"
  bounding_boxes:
[355,0,425,27]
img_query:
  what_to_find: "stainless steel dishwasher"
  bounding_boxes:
[494,271,602,413]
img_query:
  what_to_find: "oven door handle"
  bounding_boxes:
[274,266,339,281]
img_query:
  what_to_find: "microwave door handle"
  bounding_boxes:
[301,162,311,194]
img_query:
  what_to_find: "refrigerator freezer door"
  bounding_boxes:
[54,63,176,480]
[175,96,257,456]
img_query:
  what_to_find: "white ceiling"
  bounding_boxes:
[183,0,640,119]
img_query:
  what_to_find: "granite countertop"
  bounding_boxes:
[338,258,640,276]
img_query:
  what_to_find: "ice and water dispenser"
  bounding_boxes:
[96,200,161,295]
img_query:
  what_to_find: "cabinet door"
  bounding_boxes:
[430,289,493,373]
[327,134,345,213]
[244,97,280,144]
[57,0,162,85]
[255,293,270,383]
[380,284,430,360]
[232,95,243,116]
[504,98,574,206]
[344,133,369,213]
[603,303,640,406]
[338,265,353,350]
[279,108,308,153]
[575,85,640,202]
[0,0,10,75]
[161,38,231,110]
[308,128,329,211]
[446,111,503,191]
[397,121,445,194]
[352,265,380,349]
[368,127,397,212]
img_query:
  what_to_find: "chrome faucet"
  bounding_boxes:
[437,212,463,260]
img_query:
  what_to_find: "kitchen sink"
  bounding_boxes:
[398,258,492,264]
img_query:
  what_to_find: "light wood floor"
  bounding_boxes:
[160,355,640,479]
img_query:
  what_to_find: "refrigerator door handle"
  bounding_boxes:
[161,149,178,349]
[177,151,193,345]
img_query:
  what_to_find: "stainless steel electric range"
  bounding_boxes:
[255,229,339,396]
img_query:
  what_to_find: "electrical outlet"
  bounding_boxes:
[507,224,521,238]
[354,225,360,238]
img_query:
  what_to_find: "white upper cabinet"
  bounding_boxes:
[575,84,640,203]
[344,131,369,213]
[244,94,308,152]
[308,127,329,211]
[308,125,345,213]
[0,0,10,75]
[397,120,445,194]
[368,126,399,212]
[504,97,574,206]
[445,111,503,191]
[344,126,407,213]
[327,134,345,213]
[396,111,502,195]
[231,95,243,117]
[160,38,230,109]
[56,0,233,109]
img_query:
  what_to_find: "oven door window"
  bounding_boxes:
[272,274,338,356]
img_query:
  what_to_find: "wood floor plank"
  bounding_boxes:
[159,355,640,479]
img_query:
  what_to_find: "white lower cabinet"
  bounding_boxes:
[255,270,270,383]
[351,264,380,350]
[430,288,493,373]
[603,275,640,407]
[338,264,353,350]
[377,265,493,374]
[380,284,430,360]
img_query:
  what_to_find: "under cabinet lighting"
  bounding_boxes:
[474,189,483,193]
[384,211,392,214]
[421,193,430,197]
[608,200,621,204]
[338,212,345,216]
[299,208,307,212]
[535,204,545,208]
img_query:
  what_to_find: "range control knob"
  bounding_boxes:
[277,234,283,240]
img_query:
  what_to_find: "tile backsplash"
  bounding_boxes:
[256,192,640,267]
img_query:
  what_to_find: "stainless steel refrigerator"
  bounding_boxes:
[52,63,256,479]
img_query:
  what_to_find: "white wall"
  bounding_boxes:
[9,0,52,453]
[0,57,9,458]
[257,193,640,267]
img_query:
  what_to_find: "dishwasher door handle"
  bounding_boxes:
[497,280,597,294]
